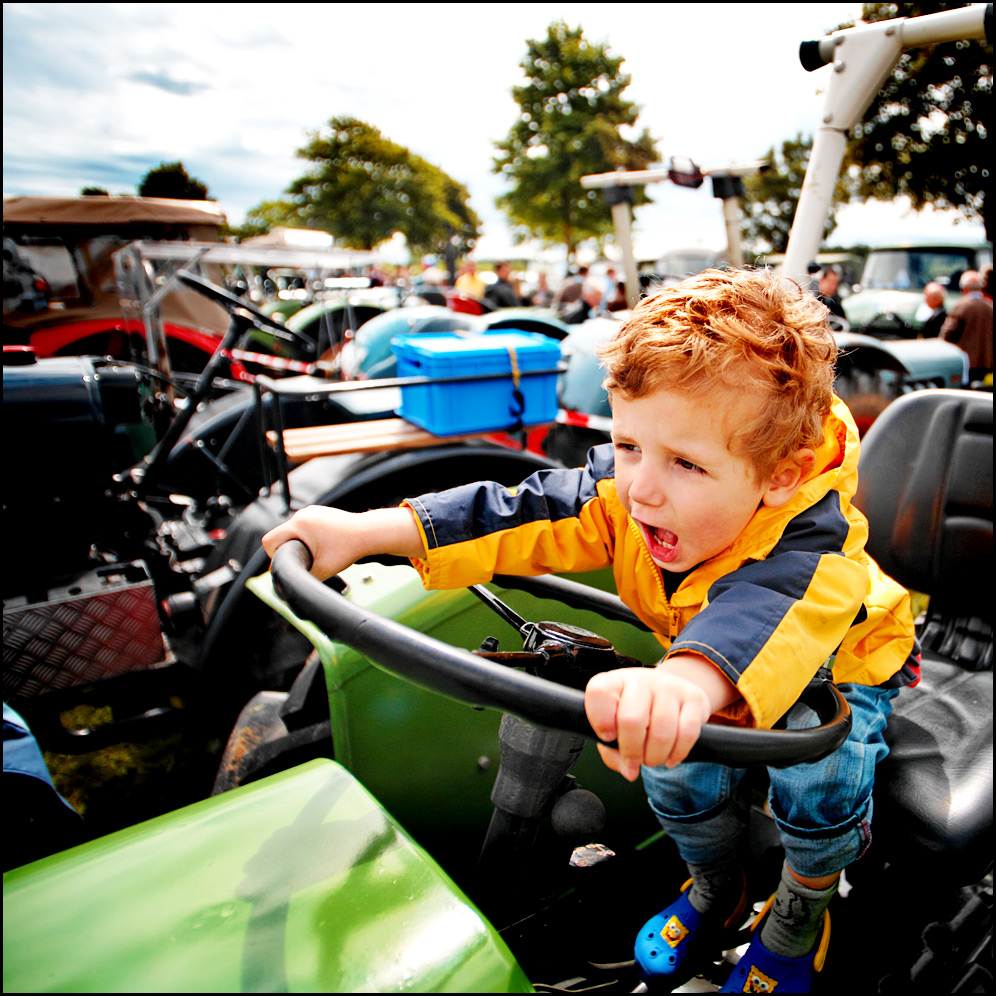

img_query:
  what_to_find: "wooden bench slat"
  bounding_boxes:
[266,417,542,462]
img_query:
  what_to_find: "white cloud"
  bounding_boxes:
[6,2,983,253]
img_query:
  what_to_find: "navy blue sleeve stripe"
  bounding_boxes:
[416,444,615,550]
[769,490,851,557]
[710,549,834,605]
[672,581,808,683]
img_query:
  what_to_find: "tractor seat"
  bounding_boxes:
[856,390,993,884]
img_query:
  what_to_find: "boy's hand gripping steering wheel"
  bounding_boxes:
[270,540,851,768]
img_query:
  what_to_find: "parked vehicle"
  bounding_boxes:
[638,247,721,288]
[544,312,969,466]
[339,306,570,382]
[2,195,241,377]
[843,241,993,337]
[2,270,561,839]
[757,252,864,296]
[3,388,990,992]
[283,293,392,359]
[2,197,406,383]
[3,7,992,994]
[2,236,51,313]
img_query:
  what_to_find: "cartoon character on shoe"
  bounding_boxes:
[719,904,830,994]
[635,878,747,988]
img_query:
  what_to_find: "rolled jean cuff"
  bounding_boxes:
[642,765,749,865]
[772,793,875,878]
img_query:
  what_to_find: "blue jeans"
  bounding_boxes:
[640,684,898,878]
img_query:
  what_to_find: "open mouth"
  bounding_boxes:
[639,521,680,564]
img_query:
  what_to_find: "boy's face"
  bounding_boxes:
[611,386,784,573]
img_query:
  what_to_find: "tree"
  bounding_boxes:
[137,161,210,200]
[266,117,479,255]
[80,186,109,196]
[493,21,659,260]
[845,2,991,239]
[230,200,298,240]
[741,135,845,254]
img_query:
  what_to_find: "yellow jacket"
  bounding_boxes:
[406,398,917,728]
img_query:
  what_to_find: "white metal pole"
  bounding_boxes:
[783,4,988,284]
[722,197,744,268]
[610,201,642,308]
[782,129,849,283]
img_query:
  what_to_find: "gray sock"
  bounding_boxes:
[686,854,743,920]
[759,862,837,959]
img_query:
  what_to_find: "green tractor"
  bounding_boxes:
[4,8,993,992]
[4,382,991,992]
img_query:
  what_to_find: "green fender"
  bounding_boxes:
[3,760,532,994]
[249,562,662,848]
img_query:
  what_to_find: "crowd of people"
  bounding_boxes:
[814,260,992,384]
[452,258,629,318]
[375,255,993,385]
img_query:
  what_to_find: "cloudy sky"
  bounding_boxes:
[3,2,986,259]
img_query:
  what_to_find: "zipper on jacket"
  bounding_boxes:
[628,516,673,637]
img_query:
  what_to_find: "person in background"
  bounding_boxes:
[531,271,552,308]
[919,282,947,338]
[981,264,993,304]
[603,267,619,308]
[940,270,993,383]
[560,278,607,325]
[555,265,588,312]
[602,267,629,312]
[483,261,520,309]
[455,259,487,300]
[816,266,846,320]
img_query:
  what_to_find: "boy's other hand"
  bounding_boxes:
[585,668,712,780]
[584,655,739,781]
[261,505,423,581]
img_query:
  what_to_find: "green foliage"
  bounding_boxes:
[80,186,109,196]
[741,135,844,254]
[845,2,991,238]
[263,117,479,254]
[227,199,297,240]
[137,161,210,200]
[493,21,658,260]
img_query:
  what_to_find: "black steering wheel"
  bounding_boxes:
[135,271,316,498]
[270,541,852,768]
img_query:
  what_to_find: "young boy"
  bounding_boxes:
[262,269,918,993]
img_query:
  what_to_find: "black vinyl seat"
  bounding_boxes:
[855,390,993,883]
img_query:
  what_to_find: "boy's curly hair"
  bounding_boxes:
[598,268,838,482]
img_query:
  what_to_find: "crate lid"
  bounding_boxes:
[391,329,561,361]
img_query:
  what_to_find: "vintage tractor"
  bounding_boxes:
[3,8,992,993]
[4,377,991,993]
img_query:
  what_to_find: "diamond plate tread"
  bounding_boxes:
[4,586,168,699]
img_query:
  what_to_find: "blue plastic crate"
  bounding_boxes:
[391,330,561,436]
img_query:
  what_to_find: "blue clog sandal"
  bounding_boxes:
[719,896,830,994]
[635,876,748,988]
